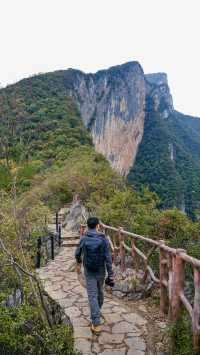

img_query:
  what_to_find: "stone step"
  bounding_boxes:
[62,235,80,241]
[62,241,79,247]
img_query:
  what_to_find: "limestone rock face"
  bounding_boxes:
[64,62,146,176]
[62,64,174,176]
[145,73,174,119]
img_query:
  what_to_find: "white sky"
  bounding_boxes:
[0,0,200,116]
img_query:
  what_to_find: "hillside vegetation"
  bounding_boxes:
[0,73,91,190]
[128,110,200,219]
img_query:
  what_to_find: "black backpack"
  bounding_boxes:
[83,234,104,272]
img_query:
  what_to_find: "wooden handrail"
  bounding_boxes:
[101,222,199,265]
[97,221,200,352]
[101,223,160,246]
[81,210,200,351]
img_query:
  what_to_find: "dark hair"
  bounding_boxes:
[87,217,99,229]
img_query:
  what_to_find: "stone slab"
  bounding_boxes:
[99,332,124,345]
[100,349,126,355]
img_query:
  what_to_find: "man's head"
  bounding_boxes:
[87,217,100,230]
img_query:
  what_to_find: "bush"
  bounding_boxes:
[167,312,193,355]
[0,305,74,355]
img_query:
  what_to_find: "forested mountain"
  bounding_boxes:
[0,62,200,217]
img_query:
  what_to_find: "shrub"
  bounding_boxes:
[0,305,74,355]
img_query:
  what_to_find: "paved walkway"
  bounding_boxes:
[37,229,148,355]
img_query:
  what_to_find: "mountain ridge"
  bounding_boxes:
[0,61,200,216]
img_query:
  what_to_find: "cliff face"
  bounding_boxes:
[145,73,174,119]
[64,62,146,176]
[62,64,175,176]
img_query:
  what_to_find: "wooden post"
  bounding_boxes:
[193,268,200,353]
[159,241,169,315]
[112,236,118,266]
[169,249,185,321]
[36,237,42,268]
[50,235,54,260]
[131,240,139,272]
[119,228,126,273]
[80,224,86,237]
[58,225,61,247]
[113,246,118,265]
[142,259,148,283]
[168,252,173,308]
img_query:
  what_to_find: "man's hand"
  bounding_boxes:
[76,263,82,274]
[105,275,115,287]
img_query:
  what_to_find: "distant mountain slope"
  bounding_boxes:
[174,112,200,160]
[0,73,92,191]
[128,110,200,218]
[0,74,91,163]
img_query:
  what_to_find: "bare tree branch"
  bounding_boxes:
[0,237,53,327]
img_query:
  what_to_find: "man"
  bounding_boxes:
[75,217,114,335]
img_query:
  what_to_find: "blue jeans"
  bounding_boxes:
[84,269,105,326]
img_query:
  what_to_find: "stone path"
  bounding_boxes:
[37,228,148,355]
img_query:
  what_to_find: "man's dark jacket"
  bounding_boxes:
[75,229,113,276]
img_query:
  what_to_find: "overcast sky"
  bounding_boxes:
[1,0,200,116]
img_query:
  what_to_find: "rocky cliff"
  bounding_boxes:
[145,73,174,119]
[63,62,146,176]
[61,63,175,176]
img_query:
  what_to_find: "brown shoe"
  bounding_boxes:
[91,324,101,335]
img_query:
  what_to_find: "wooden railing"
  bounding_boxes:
[80,221,200,352]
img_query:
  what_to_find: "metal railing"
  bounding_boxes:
[36,213,62,268]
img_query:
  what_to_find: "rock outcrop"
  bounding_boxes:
[145,72,174,119]
[64,62,146,176]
